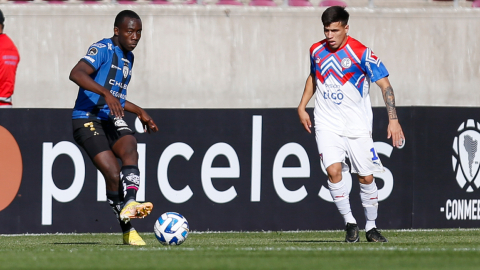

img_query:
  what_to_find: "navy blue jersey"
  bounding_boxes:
[72,38,134,120]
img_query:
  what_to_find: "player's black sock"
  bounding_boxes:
[106,190,133,233]
[120,165,140,204]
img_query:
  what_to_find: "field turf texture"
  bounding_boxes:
[0,229,479,270]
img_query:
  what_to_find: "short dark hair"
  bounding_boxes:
[114,10,141,28]
[0,9,5,25]
[321,6,349,27]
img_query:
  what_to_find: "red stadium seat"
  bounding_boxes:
[216,0,243,5]
[473,0,480,7]
[288,0,312,6]
[249,0,276,6]
[151,0,171,4]
[319,0,346,6]
[44,0,66,3]
[8,0,32,3]
[117,0,137,3]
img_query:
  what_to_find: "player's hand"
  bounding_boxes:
[298,108,312,134]
[138,110,158,133]
[105,94,124,118]
[387,119,405,148]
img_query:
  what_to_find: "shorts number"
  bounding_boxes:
[370,148,379,161]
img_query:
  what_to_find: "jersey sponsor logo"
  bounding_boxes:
[452,119,480,192]
[111,64,121,71]
[109,89,127,99]
[323,89,344,105]
[109,79,128,90]
[83,56,95,63]
[91,43,106,48]
[87,47,98,56]
[341,58,352,69]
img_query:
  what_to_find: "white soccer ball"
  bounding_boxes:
[154,212,189,245]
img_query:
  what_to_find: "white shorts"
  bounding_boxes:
[315,130,384,176]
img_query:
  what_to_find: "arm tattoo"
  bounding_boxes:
[382,86,398,120]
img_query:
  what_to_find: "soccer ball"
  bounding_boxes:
[154,212,189,245]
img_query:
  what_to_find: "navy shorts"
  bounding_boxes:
[72,117,135,159]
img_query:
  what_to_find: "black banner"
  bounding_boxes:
[0,107,478,233]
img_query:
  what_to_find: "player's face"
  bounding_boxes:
[324,22,349,50]
[115,17,142,52]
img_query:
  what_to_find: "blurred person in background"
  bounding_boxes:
[0,9,20,108]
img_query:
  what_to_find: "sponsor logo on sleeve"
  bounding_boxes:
[92,43,106,48]
[83,56,95,63]
[87,47,98,56]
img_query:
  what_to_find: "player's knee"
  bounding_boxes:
[102,166,121,184]
[358,174,374,185]
[326,164,343,183]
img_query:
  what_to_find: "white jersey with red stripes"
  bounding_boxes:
[310,36,389,138]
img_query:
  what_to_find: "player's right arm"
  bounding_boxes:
[297,73,315,134]
[69,61,124,118]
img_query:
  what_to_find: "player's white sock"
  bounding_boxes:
[328,180,356,225]
[360,180,379,232]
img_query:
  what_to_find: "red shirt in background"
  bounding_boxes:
[0,33,20,107]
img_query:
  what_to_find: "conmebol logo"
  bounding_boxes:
[452,119,480,192]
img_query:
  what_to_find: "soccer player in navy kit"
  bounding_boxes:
[297,6,405,242]
[69,10,158,245]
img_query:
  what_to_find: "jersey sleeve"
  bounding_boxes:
[361,48,389,83]
[80,43,108,71]
[309,44,317,76]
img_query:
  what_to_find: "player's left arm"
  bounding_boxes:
[375,77,405,148]
[124,101,158,133]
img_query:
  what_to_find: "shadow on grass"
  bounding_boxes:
[53,242,101,245]
[280,240,343,243]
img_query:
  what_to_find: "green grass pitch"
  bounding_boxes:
[1,229,479,270]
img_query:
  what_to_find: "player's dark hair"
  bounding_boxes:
[321,6,349,27]
[114,10,141,28]
[0,9,5,26]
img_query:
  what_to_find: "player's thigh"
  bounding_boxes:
[73,119,110,159]
[102,118,138,162]
[345,137,383,177]
[315,130,349,172]
[111,134,138,165]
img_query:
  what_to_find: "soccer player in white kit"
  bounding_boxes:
[297,6,405,242]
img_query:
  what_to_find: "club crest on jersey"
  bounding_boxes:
[123,65,129,78]
[315,57,321,64]
[87,47,98,56]
[341,58,352,69]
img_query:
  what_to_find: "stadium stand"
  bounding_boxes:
[216,0,243,5]
[319,0,347,6]
[0,0,475,8]
[288,0,312,6]
[249,0,276,6]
